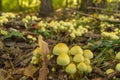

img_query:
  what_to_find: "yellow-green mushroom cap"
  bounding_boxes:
[77,62,87,72]
[86,65,92,73]
[53,43,69,55]
[65,63,77,74]
[116,52,120,59]
[106,68,114,74]
[31,56,40,64]
[83,49,93,59]
[73,53,84,63]
[115,63,120,72]
[69,46,83,55]
[84,58,90,65]
[57,53,70,66]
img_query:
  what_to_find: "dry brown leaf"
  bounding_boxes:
[0,69,7,80]
[37,35,50,80]
[92,78,105,80]
[24,64,37,77]
[0,40,4,49]
[13,68,25,75]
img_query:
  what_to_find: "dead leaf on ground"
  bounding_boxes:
[92,77,105,80]
[0,40,4,49]
[0,69,7,80]
[37,35,50,80]
[24,64,38,77]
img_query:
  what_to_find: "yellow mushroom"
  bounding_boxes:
[115,63,120,72]
[77,62,87,72]
[65,63,77,74]
[116,51,120,60]
[57,53,70,66]
[84,58,91,65]
[83,49,93,59]
[73,53,84,63]
[86,65,92,73]
[53,43,69,55]
[69,46,83,55]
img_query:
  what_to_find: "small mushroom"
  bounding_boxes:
[73,53,84,63]
[83,49,93,59]
[116,51,120,59]
[84,58,90,65]
[65,63,77,74]
[77,62,87,72]
[86,65,92,73]
[53,43,69,55]
[106,68,114,74]
[115,63,120,72]
[69,46,83,55]
[57,53,70,66]
[31,56,40,64]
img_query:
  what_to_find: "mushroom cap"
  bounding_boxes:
[57,53,70,66]
[69,46,83,55]
[65,63,77,74]
[115,63,120,72]
[84,58,90,65]
[53,43,69,55]
[116,52,120,59]
[83,49,93,59]
[86,65,92,73]
[73,53,84,63]
[77,62,87,72]
[106,68,114,74]
[31,56,40,64]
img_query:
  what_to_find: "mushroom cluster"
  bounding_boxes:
[115,51,120,72]
[104,51,120,75]
[52,43,94,75]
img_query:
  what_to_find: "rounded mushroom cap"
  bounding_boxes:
[106,68,114,74]
[53,43,69,55]
[57,53,70,66]
[84,58,90,65]
[83,49,93,59]
[77,62,87,72]
[86,65,92,73]
[31,56,40,64]
[116,52,120,59]
[65,63,77,74]
[115,63,120,72]
[69,46,83,55]
[73,53,84,63]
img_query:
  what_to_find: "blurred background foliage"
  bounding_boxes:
[0,0,120,12]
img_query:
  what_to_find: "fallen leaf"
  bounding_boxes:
[24,64,37,77]
[0,69,7,80]
[37,35,50,80]
[0,40,4,49]
[13,68,25,75]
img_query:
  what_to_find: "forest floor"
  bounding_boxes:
[0,10,120,80]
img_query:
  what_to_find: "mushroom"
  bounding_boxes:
[73,53,84,63]
[86,65,92,73]
[84,58,90,65]
[77,62,87,72]
[53,43,69,55]
[115,63,120,72]
[57,53,70,66]
[116,51,120,59]
[83,49,93,59]
[31,56,40,64]
[65,63,77,74]
[106,68,114,74]
[69,46,83,55]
